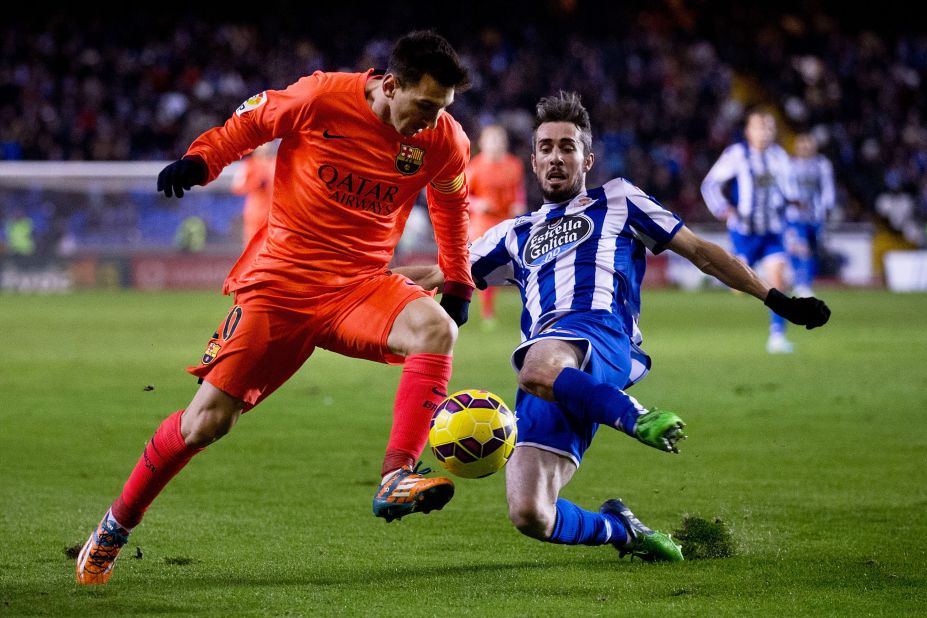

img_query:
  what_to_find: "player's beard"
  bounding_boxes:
[539,176,583,204]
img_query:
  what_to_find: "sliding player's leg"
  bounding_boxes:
[515,314,685,453]
[506,409,682,561]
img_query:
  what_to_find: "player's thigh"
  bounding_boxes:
[387,296,457,356]
[584,330,633,387]
[518,338,584,393]
[515,312,631,389]
[321,273,433,364]
[187,299,317,408]
[505,444,577,511]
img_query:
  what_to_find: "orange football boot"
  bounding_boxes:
[372,462,454,522]
[75,510,129,585]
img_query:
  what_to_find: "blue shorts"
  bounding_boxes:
[730,231,786,267]
[510,311,648,467]
[783,222,820,255]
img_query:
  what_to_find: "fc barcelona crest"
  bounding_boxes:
[396,144,425,175]
[202,340,222,365]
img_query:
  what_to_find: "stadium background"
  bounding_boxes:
[1,0,925,291]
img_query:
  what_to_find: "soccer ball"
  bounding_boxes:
[429,389,517,479]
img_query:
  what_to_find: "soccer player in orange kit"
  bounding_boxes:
[467,125,525,328]
[231,141,276,245]
[76,31,474,585]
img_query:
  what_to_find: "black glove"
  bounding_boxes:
[439,281,473,327]
[157,157,208,198]
[764,288,831,329]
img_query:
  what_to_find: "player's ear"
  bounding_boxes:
[583,151,595,173]
[530,153,538,175]
[382,74,397,99]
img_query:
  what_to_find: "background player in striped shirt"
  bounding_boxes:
[785,132,836,297]
[401,92,830,562]
[701,110,800,353]
[76,31,475,585]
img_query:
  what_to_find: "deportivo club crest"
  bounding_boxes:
[395,144,425,175]
[522,214,594,268]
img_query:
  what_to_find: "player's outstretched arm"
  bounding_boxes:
[667,227,767,299]
[157,156,208,198]
[667,226,830,329]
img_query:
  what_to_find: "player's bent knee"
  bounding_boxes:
[183,408,241,447]
[182,395,244,448]
[390,297,459,356]
[408,310,458,354]
[508,502,554,540]
[517,365,557,401]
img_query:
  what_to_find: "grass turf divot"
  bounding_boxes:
[672,515,736,560]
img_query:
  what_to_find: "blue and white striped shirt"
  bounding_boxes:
[701,142,796,235]
[789,154,835,225]
[469,177,683,345]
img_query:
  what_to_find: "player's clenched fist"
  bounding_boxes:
[764,288,831,329]
[439,281,473,327]
[157,157,208,198]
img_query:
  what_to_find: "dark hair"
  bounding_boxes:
[533,91,593,155]
[388,30,470,90]
[745,105,774,123]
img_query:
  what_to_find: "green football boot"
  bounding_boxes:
[601,498,683,562]
[633,408,686,453]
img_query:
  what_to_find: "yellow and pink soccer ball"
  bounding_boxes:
[429,389,517,479]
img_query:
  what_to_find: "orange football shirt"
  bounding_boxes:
[231,154,275,244]
[185,70,473,293]
[467,151,525,238]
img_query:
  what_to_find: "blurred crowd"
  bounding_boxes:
[1,2,925,238]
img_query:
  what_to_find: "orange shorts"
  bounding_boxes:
[187,272,432,408]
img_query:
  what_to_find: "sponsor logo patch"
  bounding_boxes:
[317,164,401,215]
[202,340,222,364]
[522,214,594,268]
[236,92,267,116]
[395,144,425,175]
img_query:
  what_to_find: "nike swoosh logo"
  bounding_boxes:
[432,387,447,398]
[322,130,348,139]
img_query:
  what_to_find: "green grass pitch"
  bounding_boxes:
[1,288,925,616]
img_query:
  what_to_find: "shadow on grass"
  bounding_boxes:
[143,554,656,589]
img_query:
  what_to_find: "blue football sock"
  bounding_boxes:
[791,256,811,289]
[769,309,787,335]
[552,367,645,436]
[548,498,628,546]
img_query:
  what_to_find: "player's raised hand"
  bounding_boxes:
[764,288,831,329]
[439,281,473,327]
[157,157,208,198]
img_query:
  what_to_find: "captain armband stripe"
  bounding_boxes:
[431,172,465,194]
